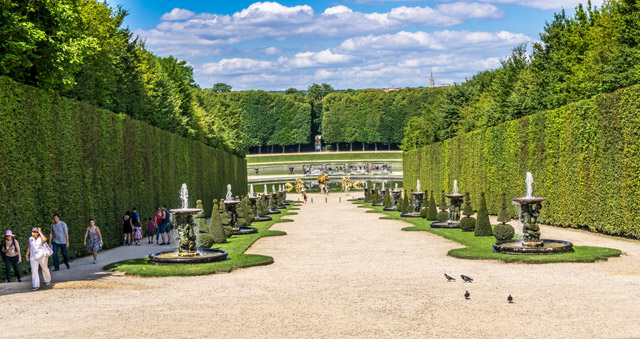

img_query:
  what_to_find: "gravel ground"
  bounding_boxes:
[1,193,640,338]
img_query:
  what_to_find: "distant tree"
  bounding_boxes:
[212,83,232,93]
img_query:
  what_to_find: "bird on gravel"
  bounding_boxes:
[507,295,513,303]
[444,273,456,282]
[464,291,470,300]
[461,274,473,282]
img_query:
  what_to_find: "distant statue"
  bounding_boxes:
[315,135,322,151]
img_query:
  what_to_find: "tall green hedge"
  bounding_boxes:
[404,84,640,238]
[0,77,247,280]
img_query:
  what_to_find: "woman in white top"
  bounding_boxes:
[25,227,51,291]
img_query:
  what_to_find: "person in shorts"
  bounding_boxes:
[159,205,171,245]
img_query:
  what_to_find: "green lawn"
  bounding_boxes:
[356,201,621,263]
[104,203,300,277]
[246,152,402,164]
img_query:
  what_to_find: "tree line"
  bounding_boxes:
[402,0,640,150]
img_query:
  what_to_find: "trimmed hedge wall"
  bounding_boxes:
[404,85,640,238]
[0,77,247,280]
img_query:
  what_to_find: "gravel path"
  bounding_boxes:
[1,193,640,338]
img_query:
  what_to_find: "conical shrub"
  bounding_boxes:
[209,199,227,243]
[383,189,392,207]
[497,193,511,225]
[462,193,474,217]
[474,192,493,236]
[426,191,438,220]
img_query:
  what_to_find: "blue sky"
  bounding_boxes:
[111,0,597,90]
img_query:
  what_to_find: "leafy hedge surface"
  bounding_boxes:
[0,77,247,280]
[404,85,640,238]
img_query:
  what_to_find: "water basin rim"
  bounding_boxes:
[169,208,203,214]
[512,197,547,203]
[444,193,466,199]
[411,192,425,195]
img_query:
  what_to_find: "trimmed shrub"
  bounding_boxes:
[427,191,438,220]
[437,210,449,222]
[0,77,247,281]
[195,200,207,233]
[420,207,428,218]
[460,217,476,232]
[439,190,448,211]
[209,200,227,243]
[197,233,215,248]
[497,193,511,224]
[383,189,392,207]
[462,193,474,217]
[494,223,515,241]
[372,189,380,204]
[402,84,640,239]
[474,192,493,236]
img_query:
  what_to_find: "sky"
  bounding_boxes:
[111,0,599,91]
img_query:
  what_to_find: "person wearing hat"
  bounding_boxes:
[26,227,51,291]
[1,230,22,282]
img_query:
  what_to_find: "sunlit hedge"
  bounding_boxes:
[404,85,640,238]
[0,77,247,280]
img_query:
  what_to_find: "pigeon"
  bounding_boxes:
[464,291,470,300]
[461,274,473,283]
[507,295,513,303]
[444,273,456,282]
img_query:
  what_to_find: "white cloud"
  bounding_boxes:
[136,2,504,57]
[193,29,531,90]
[160,8,195,21]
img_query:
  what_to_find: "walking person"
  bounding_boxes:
[159,205,171,245]
[302,188,308,204]
[154,207,163,245]
[132,212,143,246]
[26,227,51,291]
[83,219,103,264]
[122,211,133,245]
[49,214,70,271]
[1,230,22,282]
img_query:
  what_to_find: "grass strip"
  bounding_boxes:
[104,203,300,276]
[247,152,402,164]
[354,201,622,264]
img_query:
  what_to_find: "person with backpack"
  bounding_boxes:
[2,230,22,282]
[159,205,171,245]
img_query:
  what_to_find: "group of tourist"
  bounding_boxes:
[121,206,172,246]
[2,214,103,291]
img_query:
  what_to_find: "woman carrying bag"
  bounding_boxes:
[25,227,52,291]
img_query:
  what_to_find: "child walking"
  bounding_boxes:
[133,220,143,246]
[146,217,155,244]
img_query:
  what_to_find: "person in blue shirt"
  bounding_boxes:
[49,214,70,271]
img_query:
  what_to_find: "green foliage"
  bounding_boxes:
[402,1,640,150]
[439,190,448,211]
[460,217,476,232]
[497,193,511,224]
[493,224,515,241]
[437,211,449,222]
[401,190,410,213]
[462,193,474,217]
[420,207,428,218]
[0,77,247,281]
[212,83,232,93]
[474,193,493,236]
[360,202,621,263]
[383,189,392,208]
[372,189,380,204]
[427,191,438,220]
[209,200,227,243]
[404,83,640,238]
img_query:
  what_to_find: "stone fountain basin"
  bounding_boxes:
[411,192,425,196]
[170,208,203,215]
[493,239,574,255]
[149,247,228,265]
[400,212,422,218]
[223,200,241,206]
[444,194,466,199]
[232,226,258,235]
[430,221,460,229]
[512,197,546,204]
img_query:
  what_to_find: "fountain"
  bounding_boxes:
[493,172,574,254]
[264,184,281,214]
[225,185,258,235]
[149,184,228,265]
[430,180,465,228]
[384,185,402,211]
[372,182,386,207]
[401,180,425,217]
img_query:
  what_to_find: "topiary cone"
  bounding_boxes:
[439,190,448,212]
[462,192,474,217]
[427,191,438,220]
[209,200,227,243]
[497,192,511,224]
[383,189,392,208]
[474,192,493,236]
